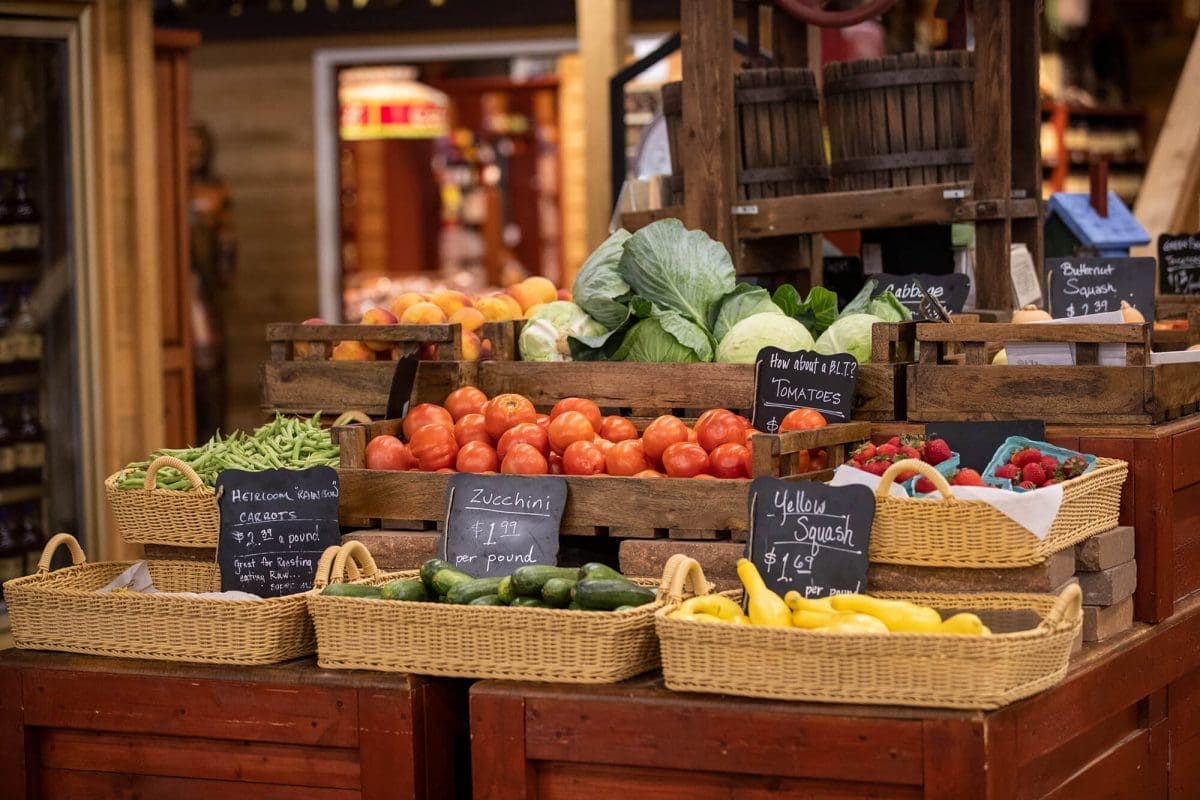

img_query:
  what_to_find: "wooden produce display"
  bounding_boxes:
[0,650,469,800]
[1154,295,1200,351]
[260,321,517,417]
[907,322,1200,425]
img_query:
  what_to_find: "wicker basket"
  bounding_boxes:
[655,558,1082,710]
[104,455,219,547]
[3,533,319,665]
[870,457,1128,567]
[307,543,710,682]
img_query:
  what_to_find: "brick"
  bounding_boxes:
[1077,559,1138,606]
[340,530,440,571]
[1082,596,1134,642]
[619,540,745,590]
[866,547,1076,594]
[1075,526,1135,572]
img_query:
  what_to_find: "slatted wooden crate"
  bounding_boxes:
[1154,295,1200,351]
[260,321,517,416]
[907,322,1200,425]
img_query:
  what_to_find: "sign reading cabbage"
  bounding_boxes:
[517,219,912,364]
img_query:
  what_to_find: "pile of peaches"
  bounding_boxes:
[303,276,569,362]
[362,387,831,479]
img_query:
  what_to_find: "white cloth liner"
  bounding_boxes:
[97,560,263,601]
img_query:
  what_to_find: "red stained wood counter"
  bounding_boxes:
[0,651,470,800]
[471,590,1200,799]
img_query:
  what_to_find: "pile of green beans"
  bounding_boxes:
[116,413,340,491]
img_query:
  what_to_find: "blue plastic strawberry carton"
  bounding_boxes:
[983,436,1096,492]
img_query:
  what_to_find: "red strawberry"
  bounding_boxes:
[1018,480,1037,490]
[851,442,876,463]
[899,445,922,460]
[887,436,901,447]
[924,438,953,466]
[1010,448,1043,467]
[994,463,1020,480]
[876,443,900,459]
[1062,455,1087,478]
[1043,478,1061,486]
[863,459,891,476]
[1040,456,1060,474]
[915,476,937,494]
[1021,463,1047,485]
[897,470,918,482]
[951,468,984,487]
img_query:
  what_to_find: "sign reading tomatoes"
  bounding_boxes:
[752,346,858,431]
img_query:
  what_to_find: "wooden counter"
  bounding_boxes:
[471,589,1200,799]
[0,652,470,800]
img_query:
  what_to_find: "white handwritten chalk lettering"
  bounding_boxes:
[468,487,553,514]
[1063,277,1116,298]
[1059,262,1115,277]
[768,351,791,369]
[769,377,841,407]
[229,488,294,504]
[485,546,537,572]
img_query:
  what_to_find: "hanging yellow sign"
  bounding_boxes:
[338,66,449,140]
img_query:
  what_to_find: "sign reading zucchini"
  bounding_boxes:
[441,473,567,577]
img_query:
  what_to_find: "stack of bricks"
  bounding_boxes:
[1074,525,1136,643]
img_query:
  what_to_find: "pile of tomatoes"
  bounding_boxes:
[362,386,830,479]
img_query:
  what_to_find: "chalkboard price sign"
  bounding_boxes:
[746,477,874,599]
[752,346,858,430]
[874,273,970,316]
[1159,233,1200,295]
[1045,257,1156,320]
[216,466,342,598]
[442,473,567,577]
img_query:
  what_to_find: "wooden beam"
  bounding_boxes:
[1134,27,1200,258]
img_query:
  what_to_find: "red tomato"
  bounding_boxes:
[364,435,415,471]
[695,408,731,429]
[443,386,488,421]
[693,473,718,480]
[641,415,690,465]
[599,415,638,443]
[695,409,745,453]
[402,403,454,440]
[634,469,664,478]
[809,448,828,470]
[548,452,564,475]
[484,393,537,440]
[418,343,438,361]
[550,397,602,432]
[780,407,828,432]
[535,413,551,431]
[708,442,750,479]
[454,413,491,448]
[455,440,499,473]
[497,422,549,458]
[592,437,615,456]
[501,442,549,474]
[661,442,710,478]
[408,423,458,471]
[606,439,650,476]
[562,440,606,475]
[547,410,596,455]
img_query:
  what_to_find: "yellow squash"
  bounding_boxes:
[736,559,792,628]
[829,594,944,633]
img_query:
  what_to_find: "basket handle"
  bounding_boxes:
[143,455,206,491]
[876,458,956,500]
[36,532,87,574]
[330,539,379,584]
[1042,582,1083,633]
[332,410,372,427]
[311,545,342,591]
[657,554,714,603]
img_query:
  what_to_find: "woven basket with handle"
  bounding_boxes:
[104,455,219,547]
[655,558,1082,710]
[3,533,321,665]
[870,457,1127,567]
[307,543,709,682]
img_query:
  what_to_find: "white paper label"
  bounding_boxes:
[1010,243,1043,308]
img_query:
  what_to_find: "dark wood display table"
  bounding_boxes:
[0,651,470,800]
[472,590,1200,799]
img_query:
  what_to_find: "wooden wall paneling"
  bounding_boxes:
[470,685,534,799]
[1169,668,1200,797]
[920,719,987,799]
[0,666,31,799]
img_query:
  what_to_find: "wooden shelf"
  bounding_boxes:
[0,265,40,283]
[0,375,38,396]
[0,483,43,505]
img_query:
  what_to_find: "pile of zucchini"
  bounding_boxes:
[322,559,657,611]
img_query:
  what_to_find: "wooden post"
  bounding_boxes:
[1008,0,1044,283]
[576,0,630,251]
[680,0,737,253]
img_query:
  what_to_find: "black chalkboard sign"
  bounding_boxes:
[924,420,1046,471]
[752,346,858,430]
[216,466,342,597]
[441,473,567,577]
[746,477,874,599]
[1159,233,1200,295]
[1045,257,1156,320]
[874,273,970,316]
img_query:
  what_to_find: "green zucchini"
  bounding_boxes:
[510,596,550,608]
[572,579,656,611]
[541,577,577,607]
[379,579,428,602]
[566,600,583,610]
[446,577,505,605]
[420,558,455,592]
[613,605,638,612]
[432,567,474,597]
[578,562,626,582]
[321,583,383,599]
[497,575,517,604]
[468,594,504,606]
[511,565,579,596]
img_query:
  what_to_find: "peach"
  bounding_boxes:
[505,281,543,312]
[361,306,399,352]
[448,306,485,334]
[523,302,546,319]
[475,295,522,322]
[480,338,494,360]
[430,289,473,319]
[294,317,326,359]
[389,291,428,320]
[399,301,448,325]
[418,343,439,361]
[556,288,572,302]
[331,340,373,361]
[462,331,482,361]
[521,276,558,305]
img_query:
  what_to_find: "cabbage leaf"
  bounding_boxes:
[571,228,633,329]
[618,218,736,330]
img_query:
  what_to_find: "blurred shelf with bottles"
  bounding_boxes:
[1040,100,1147,202]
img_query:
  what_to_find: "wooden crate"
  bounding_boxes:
[0,649,469,800]
[1154,295,1200,351]
[260,321,517,416]
[334,418,869,541]
[907,322,1200,424]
